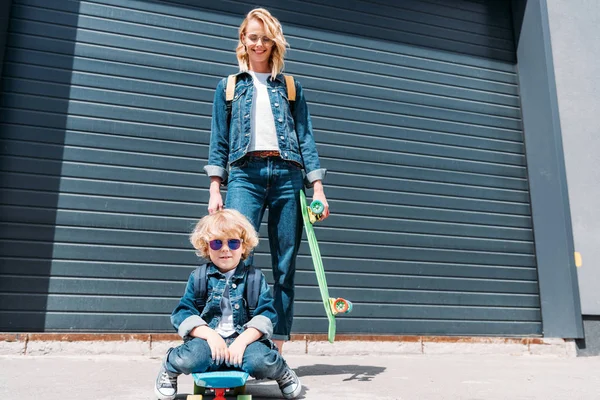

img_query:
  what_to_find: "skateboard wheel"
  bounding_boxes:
[193,383,206,395]
[309,200,325,216]
[233,385,246,395]
[345,300,353,313]
[333,298,352,314]
[186,395,203,400]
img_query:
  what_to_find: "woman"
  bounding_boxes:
[203,8,329,352]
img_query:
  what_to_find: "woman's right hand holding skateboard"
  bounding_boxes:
[312,180,330,220]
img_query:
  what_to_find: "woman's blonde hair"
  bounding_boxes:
[236,8,289,79]
[190,209,259,261]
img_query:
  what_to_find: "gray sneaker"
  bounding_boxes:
[154,350,179,400]
[276,366,302,399]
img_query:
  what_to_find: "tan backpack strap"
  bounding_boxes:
[284,75,296,102]
[225,74,237,101]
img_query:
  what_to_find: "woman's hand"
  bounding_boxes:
[312,180,330,220]
[208,177,223,214]
[208,192,223,214]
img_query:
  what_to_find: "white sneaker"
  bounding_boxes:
[154,352,179,400]
[276,366,302,399]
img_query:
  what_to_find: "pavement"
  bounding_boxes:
[2,352,600,400]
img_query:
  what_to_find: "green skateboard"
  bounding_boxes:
[299,190,352,343]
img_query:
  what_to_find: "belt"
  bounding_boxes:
[246,150,281,158]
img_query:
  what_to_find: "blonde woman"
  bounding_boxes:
[204,8,329,353]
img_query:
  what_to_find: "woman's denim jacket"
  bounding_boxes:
[203,71,326,187]
[170,262,277,340]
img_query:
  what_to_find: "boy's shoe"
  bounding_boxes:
[154,350,179,400]
[276,365,302,399]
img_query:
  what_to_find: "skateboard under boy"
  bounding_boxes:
[187,370,251,400]
[299,190,352,343]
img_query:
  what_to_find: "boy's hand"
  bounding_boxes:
[205,330,228,364]
[225,327,262,368]
[226,339,247,368]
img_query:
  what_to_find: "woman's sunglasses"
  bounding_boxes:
[208,239,243,251]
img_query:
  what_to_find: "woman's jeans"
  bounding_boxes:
[165,337,287,379]
[225,156,304,341]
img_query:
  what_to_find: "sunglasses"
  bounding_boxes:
[208,239,243,251]
[245,34,274,46]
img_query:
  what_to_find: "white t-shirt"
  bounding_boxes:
[248,71,279,152]
[215,269,237,338]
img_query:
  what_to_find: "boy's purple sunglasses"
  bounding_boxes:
[209,239,242,251]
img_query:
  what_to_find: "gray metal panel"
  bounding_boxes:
[511,0,583,338]
[0,0,541,335]
[546,1,600,317]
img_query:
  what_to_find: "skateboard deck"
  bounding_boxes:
[299,190,352,343]
[187,370,251,400]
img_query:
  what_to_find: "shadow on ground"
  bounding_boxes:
[176,364,385,399]
[248,364,385,399]
[295,364,386,381]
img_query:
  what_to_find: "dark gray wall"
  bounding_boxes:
[512,0,583,338]
[0,0,77,331]
[0,0,13,79]
[1,0,542,336]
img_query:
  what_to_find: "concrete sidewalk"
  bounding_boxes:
[2,352,600,400]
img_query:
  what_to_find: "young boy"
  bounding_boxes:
[154,209,302,400]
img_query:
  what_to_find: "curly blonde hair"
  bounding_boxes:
[236,8,289,79]
[190,209,259,260]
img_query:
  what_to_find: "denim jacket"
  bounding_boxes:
[203,71,326,187]
[170,262,277,340]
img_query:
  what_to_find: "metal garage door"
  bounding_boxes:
[0,0,541,335]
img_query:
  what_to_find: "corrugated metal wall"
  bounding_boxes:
[0,0,541,335]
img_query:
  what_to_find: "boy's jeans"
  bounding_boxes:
[165,336,287,378]
[225,156,304,341]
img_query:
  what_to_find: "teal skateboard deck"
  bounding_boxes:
[188,370,250,400]
[299,190,352,343]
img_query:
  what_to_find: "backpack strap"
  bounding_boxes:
[284,75,296,102]
[225,74,237,102]
[245,266,262,317]
[193,264,209,310]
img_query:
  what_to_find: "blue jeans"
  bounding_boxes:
[165,337,286,379]
[225,156,304,341]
